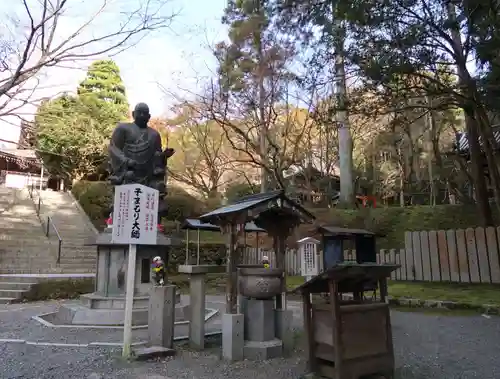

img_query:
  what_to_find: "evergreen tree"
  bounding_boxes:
[77,59,129,119]
[215,0,295,191]
[34,60,130,180]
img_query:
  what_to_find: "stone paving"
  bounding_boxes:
[0,296,499,379]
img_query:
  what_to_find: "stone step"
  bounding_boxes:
[0,245,55,252]
[57,262,96,268]
[0,275,41,283]
[0,297,16,304]
[59,257,96,262]
[0,240,49,245]
[0,289,28,299]
[0,281,36,290]
[0,236,52,242]
[0,227,46,235]
[1,218,39,224]
[0,269,61,275]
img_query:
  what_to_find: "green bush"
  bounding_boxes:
[163,186,206,221]
[23,278,95,302]
[167,243,227,272]
[72,181,113,228]
[317,205,500,248]
[225,182,259,202]
[71,180,208,229]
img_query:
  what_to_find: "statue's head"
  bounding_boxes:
[132,102,151,128]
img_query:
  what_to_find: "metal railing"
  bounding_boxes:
[28,184,63,264]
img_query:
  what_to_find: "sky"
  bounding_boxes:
[0,0,228,147]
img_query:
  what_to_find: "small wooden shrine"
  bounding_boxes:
[290,263,399,379]
[318,226,379,270]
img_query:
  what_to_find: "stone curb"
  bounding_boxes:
[388,297,500,315]
[340,294,500,315]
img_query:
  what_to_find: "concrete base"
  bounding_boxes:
[148,285,176,348]
[222,313,244,361]
[245,299,275,342]
[41,291,184,327]
[275,309,294,356]
[133,345,176,361]
[81,292,181,309]
[243,339,283,360]
[188,274,206,350]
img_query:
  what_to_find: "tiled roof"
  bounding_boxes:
[0,149,38,160]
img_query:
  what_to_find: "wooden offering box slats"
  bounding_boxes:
[291,264,400,379]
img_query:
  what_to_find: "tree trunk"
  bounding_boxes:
[425,99,436,206]
[332,3,354,206]
[447,1,493,225]
[256,2,268,193]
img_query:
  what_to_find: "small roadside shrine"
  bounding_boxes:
[290,263,400,379]
[180,218,265,265]
[318,225,379,269]
[198,190,315,361]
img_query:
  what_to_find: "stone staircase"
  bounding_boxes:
[0,188,56,303]
[0,188,57,275]
[31,189,98,273]
[0,275,38,304]
[0,187,98,303]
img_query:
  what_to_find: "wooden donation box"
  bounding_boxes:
[291,264,399,379]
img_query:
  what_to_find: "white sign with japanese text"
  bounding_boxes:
[111,184,159,245]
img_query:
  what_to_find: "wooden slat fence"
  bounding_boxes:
[243,227,500,283]
[402,227,500,283]
[243,247,301,276]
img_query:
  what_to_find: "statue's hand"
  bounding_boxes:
[164,148,175,158]
[126,158,137,168]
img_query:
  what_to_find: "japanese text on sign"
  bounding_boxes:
[111,184,159,245]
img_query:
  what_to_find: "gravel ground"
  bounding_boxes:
[0,298,499,379]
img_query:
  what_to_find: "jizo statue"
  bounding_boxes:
[108,102,175,222]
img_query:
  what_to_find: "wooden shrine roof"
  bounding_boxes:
[199,190,315,225]
[317,225,376,237]
[181,218,265,233]
[289,263,400,295]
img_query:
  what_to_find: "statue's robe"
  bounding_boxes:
[108,122,166,194]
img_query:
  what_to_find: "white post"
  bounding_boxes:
[185,230,189,264]
[197,229,200,265]
[122,243,137,358]
[39,166,44,191]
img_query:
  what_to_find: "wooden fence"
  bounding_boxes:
[243,247,302,275]
[400,227,500,283]
[243,227,500,283]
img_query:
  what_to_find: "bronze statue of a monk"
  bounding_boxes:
[108,102,174,220]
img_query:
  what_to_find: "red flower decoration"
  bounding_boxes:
[106,217,113,225]
[157,224,164,232]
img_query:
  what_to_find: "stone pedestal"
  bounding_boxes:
[242,298,283,360]
[58,230,179,326]
[275,309,293,356]
[148,285,176,348]
[222,313,244,361]
[245,299,275,341]
[178,264,225,350]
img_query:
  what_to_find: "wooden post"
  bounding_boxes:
[185,230,189,264]
[225,225,238,314]
[303,289,316,373]
[328,280,343,377]
[379,277,388,303]
[381,276,394,378]
[277,234,287,309]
